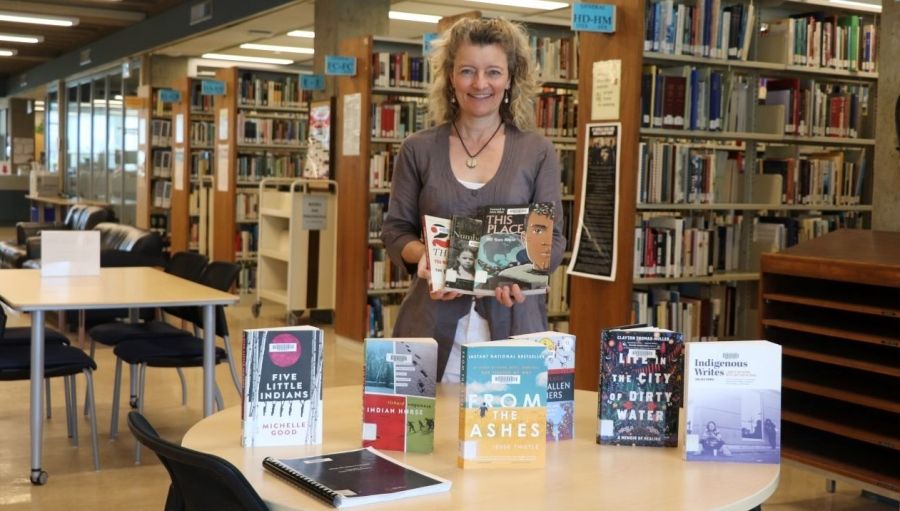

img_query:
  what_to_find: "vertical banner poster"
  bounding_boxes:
[567,122,621,281]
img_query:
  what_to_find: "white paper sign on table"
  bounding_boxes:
[41,230,101,277]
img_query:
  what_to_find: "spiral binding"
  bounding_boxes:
[262,457,341,506]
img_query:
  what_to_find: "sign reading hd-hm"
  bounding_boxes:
[571,3,616,33]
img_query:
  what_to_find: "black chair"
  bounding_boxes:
[127,412,268,511]
[0,344,100,477]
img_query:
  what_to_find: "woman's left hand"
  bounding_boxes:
[494,284,525,307]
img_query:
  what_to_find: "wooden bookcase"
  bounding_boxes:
[760,229,899,497]
[211,67,309,292]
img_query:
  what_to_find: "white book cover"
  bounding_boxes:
[422,215,449,292]
[684,340,781,464]
[242,326,324,447]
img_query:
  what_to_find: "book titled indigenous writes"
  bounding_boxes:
[241,326,324,447]
[511,331,576,441]
[598,326,684,447]
[684,340,781,464]
[263,447,450,508]
[458,341,547,469]
[362,337,438,453]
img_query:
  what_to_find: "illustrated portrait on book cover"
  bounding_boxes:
[488,202,555,289]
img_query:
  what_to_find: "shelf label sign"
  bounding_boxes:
[423,32,439,56]
[571,3,616,33]
[158,88,181,103]
[325,55,356,76]
[302,195,328,230]
[301,74,326,91]
[201,79,226,96]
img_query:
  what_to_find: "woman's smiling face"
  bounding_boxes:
[450,42,510,120]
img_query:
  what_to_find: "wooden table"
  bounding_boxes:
[0,267,238,484]
[183,385,780,511]
[24,195,110,223]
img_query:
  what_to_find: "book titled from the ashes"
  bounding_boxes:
[473,203,555,295]
[684,340,781,464]
[241,326,324,447]
[598,326,684,447]
[444,215,482,292]
[421,215,450,292]
[511,331,576,441]
[362,337,438,453]
[263,447,450,508]
[458,341,547,469]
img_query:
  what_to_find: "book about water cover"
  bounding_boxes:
[262,447,450,508]
[242,326,324,447]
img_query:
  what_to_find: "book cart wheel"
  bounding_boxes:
[286,311,303,325]
[30,468,48,485]
[251,302,261,318]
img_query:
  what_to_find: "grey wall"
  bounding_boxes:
[873,1,900,231]
[314,0,390,98]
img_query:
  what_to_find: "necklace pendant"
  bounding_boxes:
[466,157,477,169]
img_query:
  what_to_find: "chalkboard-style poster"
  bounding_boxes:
[567,122,620,281]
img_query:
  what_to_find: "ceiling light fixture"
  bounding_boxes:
[465,0,569,10]
[828,0,881,12]
[202,53,294,65]
[239,43,314,55]
[287,30,315,38]
[389,11,441,23]
[0,11,79,27]
[0,33,43,44]
[0,48,18,57]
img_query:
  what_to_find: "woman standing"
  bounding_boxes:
[381,17,566,382]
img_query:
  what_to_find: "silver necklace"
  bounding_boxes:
[453,120,504,169]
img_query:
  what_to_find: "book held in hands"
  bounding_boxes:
[422,215,450,292]
[511,331,576,441]
[263,447,450,508]
[683,340,781,464]
[458,341,547,469]
[598,325,684,447]
[241,326,324,447]
[362,337,438,453]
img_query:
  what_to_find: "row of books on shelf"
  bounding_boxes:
[189,120,215,147]
[151,150,172,178]
[758,12,877,72]
[190,150,212,177]
[753,211,863,253]
[189,81,214,114]
[644,0,755,61]
[640,65,871,138]
[189,184,210,217]
[237,72,307,108]
[366,296,399,338]
[235,225,258,257]
[636,143,867,206]
[236,191,259,222]
[634,212,744,278]
[151,119,172,146]
[371,98,428,139]
[535,89,578,137]
[632,284,737,341]
[149,213,169,238]
[237,262,256,294]
[531,34,579,81]
[372,51,431,89]
[236,153,304,181]
[369,149,397,190]
[152,180,172,208]
[238,113,309,146]
[244,325,779,509]
[368,246,412,291]
[153,91,174,117]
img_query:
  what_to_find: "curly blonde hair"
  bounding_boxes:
[427,17,538,131]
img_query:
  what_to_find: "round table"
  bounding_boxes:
[183,384,779,511]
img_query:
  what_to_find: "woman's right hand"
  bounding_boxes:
[418,252,461,301]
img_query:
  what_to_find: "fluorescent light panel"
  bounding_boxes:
[0,11,79,27]
[239,43,314,55]
[828,0,881,12]
[0,48,17,57]
[389,11,441,23]
[287,30,315,38]
[465,0,568,9]
[0,32,43,44]
[202,53,294,65]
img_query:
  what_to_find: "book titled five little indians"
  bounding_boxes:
[423,202,555,296]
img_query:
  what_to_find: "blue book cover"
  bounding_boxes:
[683,340,782,464]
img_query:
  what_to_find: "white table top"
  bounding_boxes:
[0,267,238,311]
[183,385,780,511]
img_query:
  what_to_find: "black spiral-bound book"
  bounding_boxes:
[262,447,450,508]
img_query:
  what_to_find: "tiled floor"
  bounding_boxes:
[0,283,894,509]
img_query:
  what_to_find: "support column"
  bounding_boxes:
[873,2,899,231]
[313,0,390,99]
